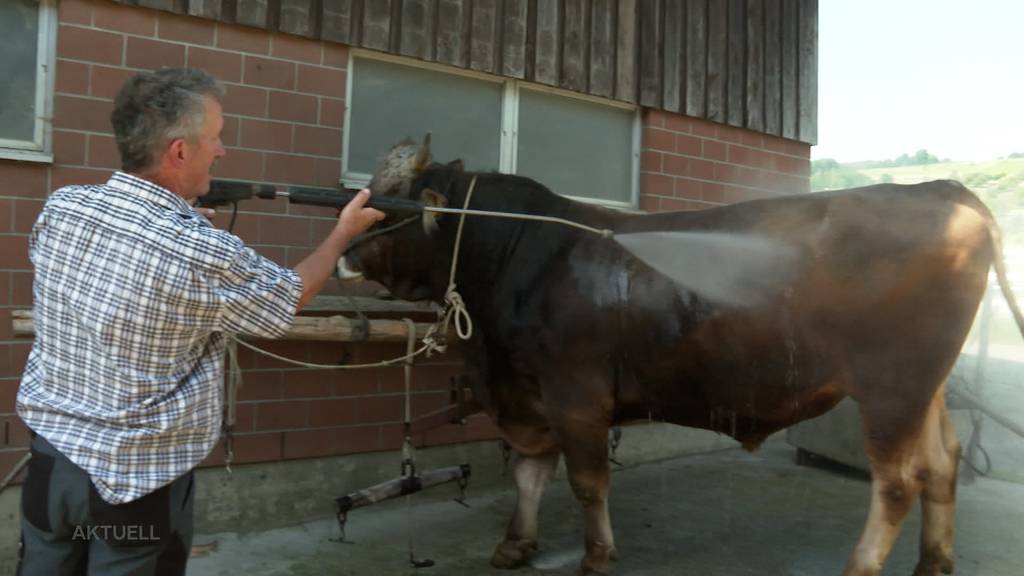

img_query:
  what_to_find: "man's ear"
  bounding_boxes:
[420,187,447,235]
[167,138,188,168]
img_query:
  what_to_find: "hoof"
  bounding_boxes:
[576,565,612,576]
[490,539,538,569]
[913,557,955,576]
[577,544,617,576]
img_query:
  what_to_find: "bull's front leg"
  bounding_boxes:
[491,450,561,569]
[558,418,617,576]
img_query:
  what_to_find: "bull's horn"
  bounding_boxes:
[414,133,432,172]
[336,256,364,281]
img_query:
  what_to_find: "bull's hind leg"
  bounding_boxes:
[844,448,924,576]
[844,390,959,576]
[914,392,960,576]
[491,450,561,569]
[557,420,616,576]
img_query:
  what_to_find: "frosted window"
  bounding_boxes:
[517,88,634,203]
[0,0,41,144]
[349,58,502,175]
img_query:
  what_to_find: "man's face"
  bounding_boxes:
[183,96,226,199]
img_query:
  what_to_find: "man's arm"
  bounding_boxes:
[294,189,385,312]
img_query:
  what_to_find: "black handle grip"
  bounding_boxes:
[199,180,277,207]
[287,187,424,214]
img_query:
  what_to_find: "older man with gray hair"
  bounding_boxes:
[15,67,384,575]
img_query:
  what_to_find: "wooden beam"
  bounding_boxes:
[11,310,443,343]
[301,295,439,314]
[280,315,440,341]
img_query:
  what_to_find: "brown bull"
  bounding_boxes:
[340,138,1024,576]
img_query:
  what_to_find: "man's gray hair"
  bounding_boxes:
[110,67,225,173]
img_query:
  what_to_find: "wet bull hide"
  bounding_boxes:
[340,138,1024,576]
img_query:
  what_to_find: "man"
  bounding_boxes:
[16,68,385,574]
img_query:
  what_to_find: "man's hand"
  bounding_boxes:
[194,207,217,220]
[294,189,386,312]
[337,189,386,239]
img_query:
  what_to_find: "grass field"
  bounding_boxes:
[858,157,1024,186]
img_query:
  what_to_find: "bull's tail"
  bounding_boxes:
[987,217,1024,339]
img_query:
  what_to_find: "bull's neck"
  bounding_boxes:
[437,172,621,311]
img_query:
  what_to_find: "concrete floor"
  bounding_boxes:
[186,440,1024,576]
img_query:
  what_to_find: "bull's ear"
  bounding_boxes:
[413,134,432,172]
[420,187,447,235]
[447,159,465,172]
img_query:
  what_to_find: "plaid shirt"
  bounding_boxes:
[18,172,302,504]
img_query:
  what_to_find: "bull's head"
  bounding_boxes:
[338,135,461,302]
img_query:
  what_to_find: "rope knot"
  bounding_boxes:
[421,323,448,356]
[445,289,473,341]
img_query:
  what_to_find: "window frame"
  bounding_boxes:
[342,49,640,209]
[0,0,57,163]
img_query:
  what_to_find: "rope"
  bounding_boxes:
[223,335,242,473]
[437,176,478,342]
[346,215,420,251]
[228,335,436,369]
[425,205,614,239]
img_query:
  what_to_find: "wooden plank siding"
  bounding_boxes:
[705,0,727,123]
[111,0,818,144]
[726,0,745,128]
[684,0,707,118]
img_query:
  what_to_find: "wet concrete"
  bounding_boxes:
[187,438,1024,576]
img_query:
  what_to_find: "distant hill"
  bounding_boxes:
[811,154,1024,245]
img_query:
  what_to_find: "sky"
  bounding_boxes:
[813,0,1024,163]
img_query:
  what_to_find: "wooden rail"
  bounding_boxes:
[10,296,444,343]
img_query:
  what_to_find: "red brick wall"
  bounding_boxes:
[640,110,811,211]
[0,0,811,481]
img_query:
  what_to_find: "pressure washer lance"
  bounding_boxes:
[198,179,612,234]
[199,179,803,309]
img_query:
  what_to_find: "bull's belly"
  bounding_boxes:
[617,365,846,448]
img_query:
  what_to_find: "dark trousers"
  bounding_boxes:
[17,435,194,576]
